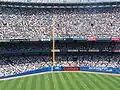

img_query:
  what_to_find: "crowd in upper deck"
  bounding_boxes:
[0,7,120,39]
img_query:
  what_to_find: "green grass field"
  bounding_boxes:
[0,72,120,90]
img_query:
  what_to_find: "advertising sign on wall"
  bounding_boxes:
[63,67,80,71]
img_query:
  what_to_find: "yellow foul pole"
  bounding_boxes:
[52,14,55,66]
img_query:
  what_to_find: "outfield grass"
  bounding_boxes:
[0,72,120,90]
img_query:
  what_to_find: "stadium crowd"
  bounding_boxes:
[56,55,120,68]
[0,56,51,77]
[0,7,120,39]
[0,5,120,77]
[0,55,120,77]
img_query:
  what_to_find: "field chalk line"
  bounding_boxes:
[0,71,120,81]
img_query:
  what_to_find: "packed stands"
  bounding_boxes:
[0,1,120,78]
[0,54,120,77]
[0,7,120,39]
[0,56,51,77]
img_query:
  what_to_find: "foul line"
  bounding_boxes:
[0,71,120,81]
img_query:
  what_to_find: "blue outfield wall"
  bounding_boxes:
[80,66,120,74]
[0,66,63,79]
[0,66,120,79]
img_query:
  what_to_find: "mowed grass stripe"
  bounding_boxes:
[82,73,99,90]
[95,74,113,90]
[75,72,90,90]
[15,77,25,90]
[70,72,84,90]
[3,79,16,90]
[62,72,76,90]
[35,74,41,90]
[58,72,72,90]
[87,74,104,90]
[30,76,37,90]
[99,74,118,90]
[103,75,120,89]
[107,75,120,87]
[0,81,6,90]
[0,79,11,90]
[6,78,21,90]
[77,73,91,90]
[66,72,80,90]
[114,76,120,81]
[0,80,4,84]
[25,75,34,90]
[52,73,61,90]
[47,73,55,90]
[62,72,75,90]
[40,74,45,90]
[83,73,96,90]
[20,77,29,90]
[54,73,67,90]
[44,73,53,90]
[94,74,110,90]
[102,75,117,90]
